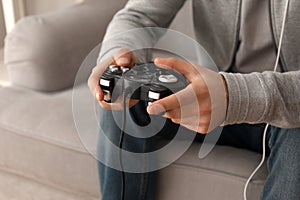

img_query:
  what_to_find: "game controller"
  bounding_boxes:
[100,62,188,126]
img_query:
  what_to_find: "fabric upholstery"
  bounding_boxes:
[158,145,267,200]
[0,170,98,200]
[4,0,127,92]
[0,85,267,199]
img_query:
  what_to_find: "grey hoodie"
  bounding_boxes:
[98,0,300,128]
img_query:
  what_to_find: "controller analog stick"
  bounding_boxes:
[158,74,178,83]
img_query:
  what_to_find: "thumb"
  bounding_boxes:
[114,48,137,67]
[147,103,166,115]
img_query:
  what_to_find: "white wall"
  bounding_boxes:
[24,0,79,15]
[0,2,6,47]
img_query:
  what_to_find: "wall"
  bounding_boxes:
[24,0,79,15]
[0,2,6,47]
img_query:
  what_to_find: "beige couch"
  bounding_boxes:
[0,0,267,199]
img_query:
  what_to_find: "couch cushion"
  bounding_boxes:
[4,0,127,92]
[0,170,98,200]
[158,144,267,200]
[0,86,101,198]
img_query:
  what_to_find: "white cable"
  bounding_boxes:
[243,124,269,200]
[243,0,290,199]
[273,0,290,73]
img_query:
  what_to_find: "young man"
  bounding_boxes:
[88,0,300,199]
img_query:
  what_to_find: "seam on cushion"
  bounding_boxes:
[0,123,88,154]
[0,119,268,182]
[168,163,266,184]
[0,166,100,200]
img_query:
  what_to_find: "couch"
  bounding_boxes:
[0,0,267,199]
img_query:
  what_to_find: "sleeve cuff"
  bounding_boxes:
[219,72,270,125]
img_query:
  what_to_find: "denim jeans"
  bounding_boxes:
[97,104,300,200]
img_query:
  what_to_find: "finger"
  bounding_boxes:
[154,57,198,81]
[113,48,137,67]
[88,56,114,100]
[167,115,211,126]
[169,116,211,134]
[88,76,103,101]
[164,104,200,120]
[147,85,196,115]
[164,108,182,119]
[164,108,209,124]
[94,85,103,101]
[147,92,180,115]
[99,97,139,110]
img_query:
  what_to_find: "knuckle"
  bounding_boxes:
[168,111,180,119]
[117,48,131,56]
[198,123,209,133]
[199,120,210,129]
[198,128,208,134]
[168,57,177,64]
[171,118,180,124]
[200,108,212,116]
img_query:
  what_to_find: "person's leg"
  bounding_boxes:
[195,123,269,154]
[196,124,300,199]
[261,127,300,199]
[97,102,179,200]
[100,100,300,200]
[97,104,154,200]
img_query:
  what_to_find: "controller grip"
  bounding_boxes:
[129,101,151,126]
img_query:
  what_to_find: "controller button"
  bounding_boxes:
[148,91,160,100]
[158,75,178,83]
[109,65,119,73]
[103,89,111,102]
[121,66,130,73]
[100,79,111,87]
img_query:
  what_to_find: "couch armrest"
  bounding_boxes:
[4,0,127,92]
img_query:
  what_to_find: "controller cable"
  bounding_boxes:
[243,0,290,199]
[119,79,128,200]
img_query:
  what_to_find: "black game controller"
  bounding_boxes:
[100,62,188,126]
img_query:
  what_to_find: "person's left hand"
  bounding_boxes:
[147,57,228,134]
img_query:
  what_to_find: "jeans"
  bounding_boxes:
[97,104,300,200]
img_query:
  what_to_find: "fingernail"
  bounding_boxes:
[118,58,130,65]
[96,92,100,101]
[154,58,161,62]
[147,104,165,115]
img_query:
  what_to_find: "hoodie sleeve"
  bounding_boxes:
[98,0,186,63]
[220,70,300,128]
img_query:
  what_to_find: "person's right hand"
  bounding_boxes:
[88,48,137,109]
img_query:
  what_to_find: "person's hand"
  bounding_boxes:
[88,48,138,109]
[147,58,228,134]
